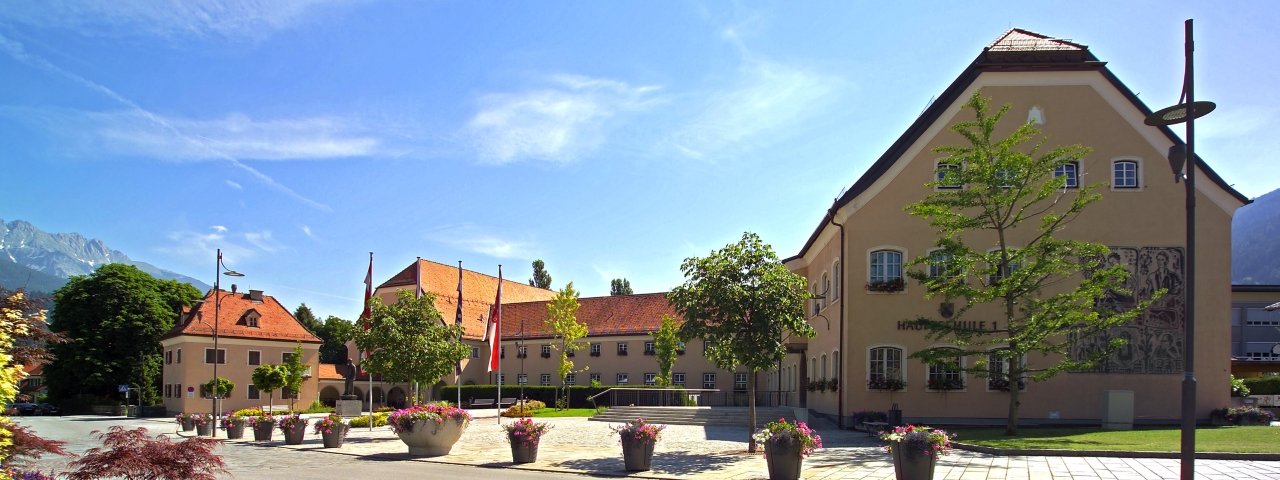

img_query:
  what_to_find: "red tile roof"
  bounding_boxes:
[161,290,322,343]
[500,292,677,340]
[375,259,557,340]
[316,363,342,380]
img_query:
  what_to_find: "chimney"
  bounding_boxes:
[249,289,264,303]
[231,284,238,294]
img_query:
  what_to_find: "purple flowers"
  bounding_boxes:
[881,424,954,456]
[610,418,665,444]
[503,417,552,447]
[387,403,473,434]
[753,418,822,457]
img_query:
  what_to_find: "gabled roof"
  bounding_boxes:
[160,289,321,343]
[377,259,557,340]
[786,28,1249,264]
[500,292,676,340]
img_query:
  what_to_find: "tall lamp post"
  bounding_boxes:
[1143,19,1215,480]
[211,249,244,437]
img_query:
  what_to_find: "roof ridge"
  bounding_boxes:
[419,258,555,292]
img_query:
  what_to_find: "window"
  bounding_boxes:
[644,342,656,355]
[540,345,551,357]
[177,349,181,364]
[248,385,260,400]
[644,373,657,385]
[282,352,296,363]
[565,373,576,385]
[995,169,1013,188]
[702,373,717,389]
[926,349,964,391]
[987,350,1024,391]
[616,373,629,385]
[812,283,820,315]
[869,249,904,291]
[617,342,628,355]
[165,350,172,365]
[832,260,841,300]
[1113,160,1138,189]
[819,272,829,310]
[540,374,552,386]
[517,373,528,385]
[936,162,963,189]
[500,346,506,358]
[988,252,1021,285]
[496,373,505,385]
[164,384,171,398]
[517,345,528,358]
[245,312,259,328]
[248,350,261,366]
[471,347,480,358]
[589,373,601,384]
[734,372,748,392]
[821,354,828,380]
[703,339,714,354]
[1054,162,1079,188]
[810,357,816,381]
[673,373,685,386]
[928,250,954,279]
[281,386,298,399]
[177,383,183,397]
[205,348,226,364]
[869,347,904,389]
[833,351,840,381]
[590,343,601,356]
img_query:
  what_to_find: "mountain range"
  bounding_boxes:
[0,219,210,294]
[1233,188,1280,285]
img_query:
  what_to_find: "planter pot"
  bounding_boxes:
[281,421,308,445]
[510,441,539,463]
[225,421,246,439]
[620,436,656,472]
[322,425,348,448]
[179,419,195,431]
[396,418,468,456]
[252,422,276,441]
[764,437,803,480]
[891,442,937,480]
[195,422,212,436]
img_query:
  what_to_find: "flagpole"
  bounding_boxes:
[496,264,502,426]
[365,252,373,431]
[457,260,463,409]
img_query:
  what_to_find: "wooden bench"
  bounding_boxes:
[470,398,496,408]
[863,421,890,437]
[498,397,517,408]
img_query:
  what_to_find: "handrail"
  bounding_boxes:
[586,387,720,403]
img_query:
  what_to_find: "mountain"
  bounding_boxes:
[0,219,211,294]
[1233,188,1280,285]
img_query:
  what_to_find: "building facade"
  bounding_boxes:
[783,29,1248,426]
[1230,285,1280,377]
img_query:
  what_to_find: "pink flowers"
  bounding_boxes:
[611,418,666,444]
[503,417,552,447]
[387,403,473,434]
[753,418,823,457]
[881,424,953,456]
[313,414,347,436]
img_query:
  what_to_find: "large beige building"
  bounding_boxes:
[781,29,1249,427]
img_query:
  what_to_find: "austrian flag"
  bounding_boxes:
[483,267,502,372]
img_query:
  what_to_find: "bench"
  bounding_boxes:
[470,398,496,408]
[863,421,891,437]
[498,397,517,408]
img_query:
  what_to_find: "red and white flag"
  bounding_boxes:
[483,266,502,372]
[361,252,373,329]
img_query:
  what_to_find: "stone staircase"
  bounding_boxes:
[590,406,799,426]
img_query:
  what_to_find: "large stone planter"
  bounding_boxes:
[620,436,655,472]
[252,422,276,441]
[891,442,937,480]
[395,418,468,456]
[510,441,539,463]
[322,425,348,448]
[225,420,246,439]
[764,437,803,480]
[281,421,308,445]
[195,422,212,437]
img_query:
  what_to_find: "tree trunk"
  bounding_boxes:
[1005,352,1021,436]
[747,371,758,453]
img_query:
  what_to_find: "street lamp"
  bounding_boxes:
[1143,19,1213,480]
[211,249,244,437]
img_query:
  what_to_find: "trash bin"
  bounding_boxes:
[888,403,903,427]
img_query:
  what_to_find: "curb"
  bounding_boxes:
[954,442,1280,461]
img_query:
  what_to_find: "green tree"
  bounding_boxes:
[667,232,813,452]
[316,315,356,364]
[352,290,469,398]
[905,93,1157,436]
[609,278,633,295]
[251,364,287,414]
[652,314,680,387]
[45,264,200,405]
[281,343,307,411]
[199,376,235,400]
[528,259,552,289]
[545,283,588,409]
[293,303,322,334]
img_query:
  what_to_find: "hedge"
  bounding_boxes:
[1242,376,1280,395]
[441,385,692,409]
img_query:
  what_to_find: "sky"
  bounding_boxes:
[2,1,1277,320]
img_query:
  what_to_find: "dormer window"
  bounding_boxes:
[240,309,261,328]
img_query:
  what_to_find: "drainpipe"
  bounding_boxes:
[828,202,846,429]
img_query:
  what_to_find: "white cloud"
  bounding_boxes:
[225,180,242,190]
[300,225,319,241]
[156,225,286,265]
[424,224,536,259]
[243,230,284,253]
[465,74,660,164]
[211,225,228,233]
[0,0,352,40]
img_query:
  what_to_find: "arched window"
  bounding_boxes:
[926,348,964,391]
[1054,161,1079,189]
[1113,160,1139,189]
[869,249,904,292]
[936,161,963,189]
[810,357,817,381]
[821,353,828,380]
[868,346,904,389]
[820,272,829,310]
[927,249,953,279]
[832,259,842,300]
[832,350,840,380]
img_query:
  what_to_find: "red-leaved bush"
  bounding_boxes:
[66,426,227,480]
[3,422,70,466]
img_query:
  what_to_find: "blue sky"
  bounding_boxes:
[2,1,1277,320]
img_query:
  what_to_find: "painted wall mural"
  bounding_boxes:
[1070,246,1186,374]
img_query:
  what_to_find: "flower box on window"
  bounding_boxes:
[590,351,601,357]
[927,378,965,391]
[806,379,827,392]
[826,378,839,392]
[987,378,1025,391]
[517,353,528,359]
[865,278,905,293]
[868,378,906,391]
[643,351,655,356]
[540,352,551,358]
[618,351,628,356]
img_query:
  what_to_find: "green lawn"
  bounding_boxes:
[951,426,1280,453]
[529,408,602,418]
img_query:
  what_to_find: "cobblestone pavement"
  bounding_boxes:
[182,410,1280,480]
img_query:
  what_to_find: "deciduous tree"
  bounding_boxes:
[352,290,469,392]
[66,426,226,480]
[251,364,286,414]
[652,314,680,387]
[316,315,356,364]
[281,343,307,411]
[545,283,588,409]
[610,278,633,295]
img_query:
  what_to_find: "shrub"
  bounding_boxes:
[65,426,227,480]
[442,384,637,409]
[1232,375,1252,397]
[373,406,395,413]
[233,408,263,417]
[348,412,388,428]
[302,400,333,414]
[1226,406,1275,425]
[1242,376,1280,395]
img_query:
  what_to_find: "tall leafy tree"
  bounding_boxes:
[609,278,634,295]
[652,314,680,387]
[528,259,552,289]
[251,364,287,414]
[545,282,588,409]
[292,304,322,334]
[281,343,307,411]
[667,232,813,452]
[316,315,356,364]
[906,93,1156,436]
[352,290,469,398]
[45,264,200,405]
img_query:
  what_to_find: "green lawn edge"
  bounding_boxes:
[950,426,1280,454]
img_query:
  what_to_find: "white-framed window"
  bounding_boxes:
[590,343,601,355]
[833,350,840,381]
[541,345,551,357]
[869,346,904,388]
[819,272,829,310]
[517,373,528,385]
[995,169,1013,189]
[471,347,480,358]
[644,342,656,355]
[988,249,1020,285]
[734,372,748,391]
[247,385,260,400]
[926,348,964,391]
[644,373,657,385]
[176,349,182,364]
[936,161,963,189]
[869,249,904,290]
[247,350,261,366]
[282,352,296,363]
[565,373,577,385]
[1113,160,1139,189]
[811,283,820,315]
[616,373,629,385]
[831,259,841,300]
[589,373,601,384]
[810,357,816,380]
[165,350,172,365]
[617,342,629,355]
[702,373,716,389]
[821,353,828,380]
[517,345,528,358]
[496,373,505,385]
[987,349,1025,391]
[540,374,552,386]
[1054,161,1079,188]
[672,373,685,386]
[205,348,226,365]
[703,339,713,354]
[928,249,954,279]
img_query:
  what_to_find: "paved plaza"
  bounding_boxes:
[150,410,1280,480]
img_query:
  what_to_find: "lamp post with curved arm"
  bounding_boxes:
[211,249,244,437]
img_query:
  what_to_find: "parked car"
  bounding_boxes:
[10,402,37,416]
[36,403,59,416]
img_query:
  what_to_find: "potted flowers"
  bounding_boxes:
[175,413,197,432]
[220,412,247,439]
[248,412,276,441]
[388,403,473,456]
[277,413,308,445]
[882,425,954,480]
[192,413,214,436]
[503,417,552,463]
[611,418,665,472]
[753,418,822,480]
[313,414,349,448]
